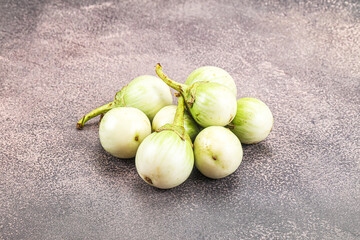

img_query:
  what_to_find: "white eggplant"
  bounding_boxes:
[135,96,194,189]
[99,107,151,158]
[194,126,243,179]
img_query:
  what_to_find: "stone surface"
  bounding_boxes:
[1,0,359,239]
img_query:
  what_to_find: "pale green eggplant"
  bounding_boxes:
[229,97,273,144]
[77,75,173,129]
[155,64,237,128]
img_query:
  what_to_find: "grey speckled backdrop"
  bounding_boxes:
[1,0,359,239]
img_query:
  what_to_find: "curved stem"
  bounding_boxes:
[76,102,114,129]
[155,63,186,93]
[173,95,185,127]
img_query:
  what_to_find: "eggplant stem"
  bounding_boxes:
[173,95,185,127]
[155,63,186,93]
[76,102,114,129]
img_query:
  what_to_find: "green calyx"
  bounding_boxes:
[156,94,192,146]
[156,124,192,144]
[113,85,128,106]
[182,82,204,108]
[76,86,128,129]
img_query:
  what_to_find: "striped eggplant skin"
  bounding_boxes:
[194,126,243,179]
[135,130,194,189]
[99,107,151,159]
[123,75,173,121]
[154,64,237,128]
[185,66,237,96]
[151,105,201,141]
[230,98,274,144]
[77,75,173,129]
[187,82,237,128]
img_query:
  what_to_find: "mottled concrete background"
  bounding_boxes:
[1,0,359,239]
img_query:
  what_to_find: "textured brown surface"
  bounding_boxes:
[1,0,359,239]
